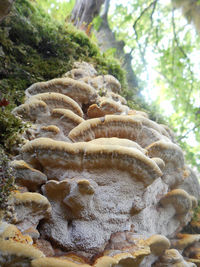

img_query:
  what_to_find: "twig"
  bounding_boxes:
[171,8,194,113]
[156,70,173,85]
[132,0,158,31]
[177,122,200,142]
[132,0,158,78]
[144,0,158,51]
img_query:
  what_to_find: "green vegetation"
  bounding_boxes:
[41,0,200,170]
[0,0,126,105]
[0,0,127,203]
[182,200,200,234]
[0,0,126,153]
[0,107,25,152]
[1,0,199,173]
[106,0,200,171]
[0,149,15,209]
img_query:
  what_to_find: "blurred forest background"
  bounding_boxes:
[0,0,200,172]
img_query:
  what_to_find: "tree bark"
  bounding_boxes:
[70,0,105,29]
[96,0,139,91]
[70,0,139,92]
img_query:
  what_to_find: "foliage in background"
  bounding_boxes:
[35,0,168,122]
[105,0,200,171]
[0,149,15,209]
[36,0,75,23]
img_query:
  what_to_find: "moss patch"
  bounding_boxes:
[0,0,126,107]
[0,149,15,209]
[0,0,127,152]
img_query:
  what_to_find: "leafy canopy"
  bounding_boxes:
[105,0,200,172]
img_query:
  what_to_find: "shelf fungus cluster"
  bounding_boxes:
[1,62,200,266]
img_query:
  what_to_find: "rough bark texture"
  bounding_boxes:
[70,0,105,29]
[96,3,139,92]
[70,0,139,93]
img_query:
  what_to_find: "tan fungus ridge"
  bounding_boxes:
[31,92,84,117]
[21,137,162,186]
[26,78,98,105]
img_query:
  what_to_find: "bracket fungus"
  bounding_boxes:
[11,160,47,191]
[3,62,199,266]
[68,114,171,148]
[26,78,98,105]
[7,192,51,232]
[31,92,84,117]
[88,75,121,94]
[63,61,97,80]
[159,189,194,215]
[0,222,44,266]
[0,240,44,266]
[172,233,200,250]
[145,235,170,256]
[88,137,147,154]
[147,140,185,187]
[106,92,127,105]
[87,98,127,118]
[38,125,61,139]
[50,108,84,135]
[13,99,49,121]
[178,167,200,200]
[21,137,162,185]
[153,249,196,266]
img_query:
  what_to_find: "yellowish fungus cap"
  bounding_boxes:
[32,92,83,117]
[68,115,143,142]
[160,189,192,215]
[26,78,98,104]
[22,137,162,186]
[13,99,48,121]
[0,239,44,264]
[145,234,170,256]
[31,257,90,267]
[172,233,200,250]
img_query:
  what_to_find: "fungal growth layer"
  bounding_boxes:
[1,62,199,266]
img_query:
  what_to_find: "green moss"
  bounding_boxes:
[0,148,15,209]
[0,107,26,152]
[0,0,127,108]
[0,0,128,153]
[181,200,200,234]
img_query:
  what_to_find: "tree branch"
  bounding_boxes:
[101,0,110,20]
[144,0,158,51]
[132,0,158,80]
[171,8,194,113]
[132,0,158,31]
[177,122,200,142]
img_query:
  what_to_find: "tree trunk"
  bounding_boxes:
[96,0,139,92]
[70,0,105,30]
[70,0,139,93]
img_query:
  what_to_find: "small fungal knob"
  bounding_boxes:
[77,180,95,195]
[146,235,170,256]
